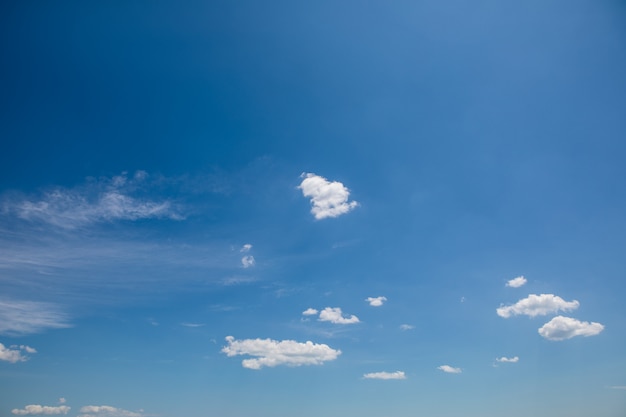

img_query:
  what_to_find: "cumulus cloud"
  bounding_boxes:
[437,365,462,374]
[0,343,34,363]
[318,307,360,324]
[363,371,406,380]
[366,296,387,307]
[3,171,181,229]
[399,324,415,331]
[0,300,71,336]
[538,316,605,341]
[496,294,579,318]
[241,255,255,268]
[78,406,143,417]
[222,336,341,369]
[506,276,527,288]
[302,308,318,316]
[240,244,252,252]
[298,173,358,220]
[496,356,519,363]
[11,405,70,415]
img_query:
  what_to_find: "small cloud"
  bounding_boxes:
[181,322,204,328]
[222,336,341,369]
[497,294,579,318]
[496,356,519,363]
[538,316,604,341]
[78,406,143,417]
[302,308,318,316]
[241,255,255,268]
[399,324,415,331]
[318,307,360,324]
[363,371,406,380]
[11,405,70,415]
[58,399,66,405]
[438,365,462,374]
[240,244,252,253]
[0,343,34,363]
[18,345,37,354]
[460,296,465,303]
[365,296,387,307]
[298,173,358,220]
[506,276,527,288]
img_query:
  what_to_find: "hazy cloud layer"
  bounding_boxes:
[438,365,462,374]
[538,316,605,341]
[222,336,341,369]
[506,276,527,288]
[0,300,71,336]
[0,343,36,363]
[497,294,579,318]
[78,406,143,417]
[366,296,387,307]
[318,307,360,324]
[298,173,358,220]
[11,405,70,415]
[363,371,406,380]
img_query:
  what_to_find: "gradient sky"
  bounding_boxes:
[1,1,626,417]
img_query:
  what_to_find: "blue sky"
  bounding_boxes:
[1,1,626,416]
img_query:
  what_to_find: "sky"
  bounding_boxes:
[1,1,626,416]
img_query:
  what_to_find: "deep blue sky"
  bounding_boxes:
[1,1,625,417]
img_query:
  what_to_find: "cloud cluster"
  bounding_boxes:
[365,296,387,307]
[496,294,579,318]
[222,336,341,369]
[438,365,462,374]
[363,371,406,380]
[78,406,143,417]
[0,343,36,363]
[3,171,181,229]
[506,276,527,288]
[11,405,70,415]
[0,300,71,336]
[538,316,605,341]
[298,173,358,220]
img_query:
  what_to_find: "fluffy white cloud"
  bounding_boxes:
[298,173,358,220]
[399,324,415,331]
[0,300,71,336]
[240,244,252,252]
[5,171,181,229]
[496,356,519,363]
[538,316,605,341]
[506,276,527,288]
[241,255,255,268]
[11,405,70,415]
[496,294,579,318]
[0,343,31,363]
[78,406,142,417]
[318,307,360,324]
[222,336,341,369]
[302,308,318,316]
[365,296,387,307]
[437,365,462,374]
[363,371,406,380]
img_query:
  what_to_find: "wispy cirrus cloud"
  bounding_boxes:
[298,173,358,220]
[497,294,579,318]
[222,336,341,369]
[11,405,70,415]
[506,276,527,288]
[0,343,36,363]
[538,316,604,341]
[0,300,71,336]
[363,371,406,380]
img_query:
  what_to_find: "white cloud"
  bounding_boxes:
[496,294,579,318]
[58,399,66,405]
[318,307,360,324]
[4,171,181,229]
[0,343,32,363]
[240,244,252,252]
[363,371,406,380]
[11,405,70,415]
[506,276,527,288]
[609,386,626,390]
[302,308,318,316]
[538,316,605,341]
[78,406,143,417]
[222,336,341,369]
[241,255,255,268]
[366,296,387,307]
[181,322,204,328]
[298,173,358,220]
[496,356,519,363]
[437,365,462,374]
[0,300,71,336]
[399,324,415,331]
